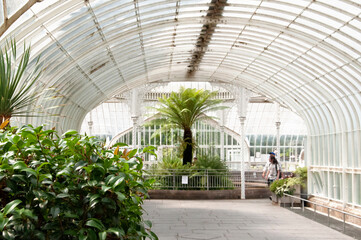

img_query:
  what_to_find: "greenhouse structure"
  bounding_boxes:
[1,0,361,237]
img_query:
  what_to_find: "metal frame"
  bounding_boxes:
[0,0,360,206]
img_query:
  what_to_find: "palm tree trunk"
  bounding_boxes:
[183,128,193,165]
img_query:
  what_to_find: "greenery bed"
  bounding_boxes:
[147,154,234,190]
[269,167,307,197]
[0,125,157,240]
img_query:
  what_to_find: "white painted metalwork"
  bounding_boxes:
[1,0,361,207]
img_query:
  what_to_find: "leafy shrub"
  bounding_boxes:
[286,176,304,188]
[147,154,233,190]
[0,125,157,240]
[294,166,307,184]
[153,156,184,170]
[269,179,287,193]
[270,176,305,197]
[193,154,227,171]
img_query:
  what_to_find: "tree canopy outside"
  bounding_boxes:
[150,87,226,165]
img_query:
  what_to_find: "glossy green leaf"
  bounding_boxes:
[112,142,128,148]
[41,138,53,146]
[107,228,125,237]
[13,161,27,170]
[98,232,107,240]
[87,229,97,240]
[113,176,125,188]
[115,192,126,201]
[85,219,105,231]
[56,193,70,198]
[3,199,21,216]
[0,217,9,231]
[21,168,37,176]
[101,185,111,193]
[62,130,78,137]
[128,149,138,158]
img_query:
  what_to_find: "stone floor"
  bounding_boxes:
[143,199,355,240]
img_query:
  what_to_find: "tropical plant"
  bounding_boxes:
[149,87,225,165]
[294,166,307,184]
[154,155,183,170]
[269,178,287,194]
[0,125,157,239]
[194,154,227,171]
[270,176,304,197]
[0,39,43,126]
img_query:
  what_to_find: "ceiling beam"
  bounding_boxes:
[0,0,41,37]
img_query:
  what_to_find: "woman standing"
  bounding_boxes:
[266,156,282,186]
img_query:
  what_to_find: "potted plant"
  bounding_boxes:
[270,177,302,205]
[294,166,307,199]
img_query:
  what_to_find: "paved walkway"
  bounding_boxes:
[143,199,354,240]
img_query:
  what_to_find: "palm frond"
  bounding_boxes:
[0,39,43,124]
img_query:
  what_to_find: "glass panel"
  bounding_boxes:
[6,0,27,16]
[0,0,3,25]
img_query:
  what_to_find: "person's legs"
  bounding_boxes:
[268,179,275,200]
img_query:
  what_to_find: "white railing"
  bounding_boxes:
[282,193,361,234]
[144,169,267,190]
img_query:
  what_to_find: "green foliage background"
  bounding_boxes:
[148,154,233,190]
[0,125,157,240]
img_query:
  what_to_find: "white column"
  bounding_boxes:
[88,111,93,136]
[276,121,281,160]
[275,103,282,167]
[220,126,225,161]
[138,126,141,149]
[219,109,225,161]
[131,116,138,149]
[240,116,246,200]
[341,132,347,208]
[130,88,140,149]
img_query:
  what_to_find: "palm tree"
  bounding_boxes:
[0,39,42,126]
[150,87,225,165]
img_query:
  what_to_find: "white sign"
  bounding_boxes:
[181,176,188,184]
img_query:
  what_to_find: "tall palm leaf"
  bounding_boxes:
[0,39,42,125]
[150,87,226,165]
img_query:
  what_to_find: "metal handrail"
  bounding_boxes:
[144,169,268,190]
[282,193,361,232]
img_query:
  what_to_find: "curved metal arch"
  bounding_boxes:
[13,17,354,101]
[0,1,357,161]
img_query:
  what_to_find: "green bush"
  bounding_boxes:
[269,179,287,193]
[0,125,157,240]
[153,156,185,170]
[193,154,227,171]
[147,154,233,190]
[294,166,307,184]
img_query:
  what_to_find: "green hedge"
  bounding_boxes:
[0,125,157,240]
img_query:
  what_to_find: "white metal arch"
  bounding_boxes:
[1,0,361,206]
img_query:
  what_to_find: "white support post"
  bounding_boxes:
[341,132,347,208]
[138,126,141,149]
[219,109,225,161]
[220,126,225,161]
[275,103,282,168]
[88,111,93,136]
[240,116,246,200]
[130,88,139,149]
[131,116,138,149]
[237,87,249,200]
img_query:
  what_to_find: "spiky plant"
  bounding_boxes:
[0,39,42,125]
[150,87,226,165]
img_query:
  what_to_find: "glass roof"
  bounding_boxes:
[0,0,360,136]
